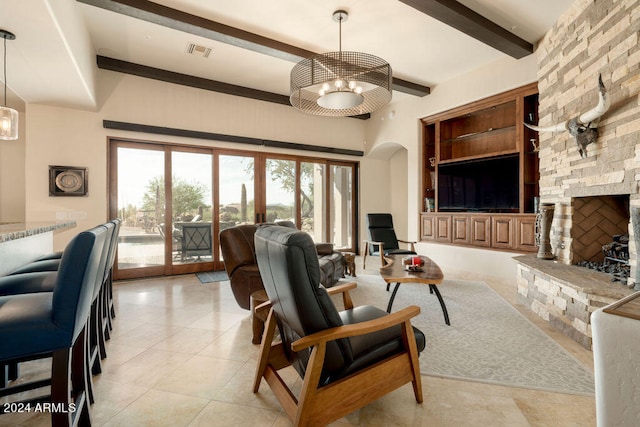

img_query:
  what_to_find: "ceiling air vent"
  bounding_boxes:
[185,42,212,58]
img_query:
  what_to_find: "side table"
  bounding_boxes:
[250,289,269,344]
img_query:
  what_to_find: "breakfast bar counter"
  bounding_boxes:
[0,221,76,276]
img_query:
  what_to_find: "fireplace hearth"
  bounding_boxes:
[515,255,634,349]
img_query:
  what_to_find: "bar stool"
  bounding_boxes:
[0,222,117,405]
[0,225,107,426]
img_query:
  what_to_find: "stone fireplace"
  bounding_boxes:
[514,0,640,349]
[516,192,636,349]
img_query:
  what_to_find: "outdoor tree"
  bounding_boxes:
[254,161,315,216]
[119,203,138,227]
[141,176,208,222]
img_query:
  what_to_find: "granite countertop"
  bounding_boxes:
[0,221,77,243]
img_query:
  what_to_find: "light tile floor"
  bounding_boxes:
[1,258,596,426]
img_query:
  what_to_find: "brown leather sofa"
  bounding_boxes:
[220,222,344,309]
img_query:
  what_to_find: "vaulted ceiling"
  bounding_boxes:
[0,0,574,112]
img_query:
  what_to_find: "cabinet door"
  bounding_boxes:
[452,215,470,244]
[420,214,435,241]
[434,214,452,243]
[492,216,514,250]
[471,215,492,247]
[515,215,538,252]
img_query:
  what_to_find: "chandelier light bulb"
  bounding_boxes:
[334,79,344,89]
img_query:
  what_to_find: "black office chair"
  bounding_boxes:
[363,213,417,269]
[253,225,425,426]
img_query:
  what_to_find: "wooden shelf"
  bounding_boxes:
[438,149,520,165]
[442,125,516,144]
[420,82,539,246]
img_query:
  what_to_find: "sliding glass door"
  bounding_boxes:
[170,150,213,269]
[110,140,357,280]
[300,161,327,242]
[265,158,296,223]
[112,144,167,278]
[330,163,355,249]
[111,143,216,279]
[218,153,256,226]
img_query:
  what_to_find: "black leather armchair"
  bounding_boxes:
[253,225,425,426]
[363,213,417,269]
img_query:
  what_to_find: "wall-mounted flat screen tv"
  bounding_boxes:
[437,155,519,212]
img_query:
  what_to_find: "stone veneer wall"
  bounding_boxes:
[516,0,640,348]
[535,0,640,271]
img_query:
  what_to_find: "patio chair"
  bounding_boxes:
[181,223,212,261]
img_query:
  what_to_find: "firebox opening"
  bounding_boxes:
[572,195,630,282]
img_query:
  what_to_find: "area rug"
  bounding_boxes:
[342,274,595,396]
[196,271,229,283]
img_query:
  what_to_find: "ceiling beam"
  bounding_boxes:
[398,0,533,59]
[96,56,371,120]
[103,120,365,156]
[78,0,431,97]
[97,55,290,105]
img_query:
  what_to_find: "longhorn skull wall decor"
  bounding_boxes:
[525,74,610,158]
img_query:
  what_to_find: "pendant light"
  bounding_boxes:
[290,10,392,117]
[1,29,18,141]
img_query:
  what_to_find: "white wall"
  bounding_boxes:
[390,148,409,240]
[417,242,520,281]
[22,71,367,250]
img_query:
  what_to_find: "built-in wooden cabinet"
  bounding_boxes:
[420,83,539,253]
[514,215,538,252]
[492,215,515,250]
[470,215,492,247]
[452,215,470,244]
[420,212,537,253]
[420,214,433,241]
[434,214,452,243]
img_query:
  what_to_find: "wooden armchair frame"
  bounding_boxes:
[362,239,416,269]
[253,282,423,427]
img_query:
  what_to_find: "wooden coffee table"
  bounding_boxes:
[379,255,449,325]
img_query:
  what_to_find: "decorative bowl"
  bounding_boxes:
[402,255,424,271]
